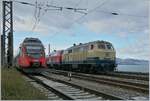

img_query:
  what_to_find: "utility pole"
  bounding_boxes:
[48,44,50,55]
[7,32,13,67]
[2,1,13,67]
[1,35,4,67]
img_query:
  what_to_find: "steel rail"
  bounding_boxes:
[25,74,75,100]
[72,74,149,93]
[99,72,149,81]
[47,69,149,93]
[114,71,149,75]
[40,73,124,100]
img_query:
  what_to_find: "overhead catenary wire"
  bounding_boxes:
[12,0,87,32]
[72,0,109,24]
[12,0,147,34]
[34,1,38,21]
[32,1,38,32]
[32,4,42,32]
[12,0,35,6]
[11,0,149,21]
[52,0,109,36]
[67,0,108,27]
[96,10,148,18]
[68,0,148,30]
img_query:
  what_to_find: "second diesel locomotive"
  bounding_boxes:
[47,40,117,72]
[15,38,47,73]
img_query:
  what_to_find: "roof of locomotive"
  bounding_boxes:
[66,40,112,50]
[21,37,43,46]
[23,37,41,43]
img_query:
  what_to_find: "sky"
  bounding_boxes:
[0,0,149,60]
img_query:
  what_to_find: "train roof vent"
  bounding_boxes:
[73,43,76,46]
[79,43,82,45]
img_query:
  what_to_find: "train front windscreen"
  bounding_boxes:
[26,45,44,58]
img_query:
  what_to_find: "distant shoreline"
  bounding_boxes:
[117,64,149,65]
[116,64,149,73]
[116,58,149,66]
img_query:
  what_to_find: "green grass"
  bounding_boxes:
[1,67,47,100]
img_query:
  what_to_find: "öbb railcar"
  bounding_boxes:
[15,38,47,73]
[47,40,117,72]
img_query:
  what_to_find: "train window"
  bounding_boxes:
[106,44,113,50]
[98,43,105,49]
[80,45,88,51]
[16,48,20,56]
[19,48,22,56]
[90,45,94,50]
[19,47,24,56]
[68,49,72,53]
[80,47,84,51]
[26,46,42,53]
[84,45,88,51]
[74,47,80,52]
[29,53,41,58]
[64,50,68,54]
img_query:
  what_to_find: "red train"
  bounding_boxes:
[15,38,47,73]
[47,50,63,69]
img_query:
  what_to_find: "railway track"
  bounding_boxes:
[25,74,123,100]
[114,71,149,76]
[47,69,149,93]
[98,71,149,81]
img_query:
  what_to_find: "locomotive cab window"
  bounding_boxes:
[74,47,80,52]
[68,49,72,53]
[80,47,84,51]
[84,45,88,51]
[19,47,22,56]
[98,43,105,49]
[90,45,94,50]
[106,44,113,50]
[64,50,68,54]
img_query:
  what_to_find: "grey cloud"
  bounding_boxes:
[11,0,149,35]
[117,32,150,60]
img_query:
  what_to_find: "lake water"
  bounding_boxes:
[116,64,149,73]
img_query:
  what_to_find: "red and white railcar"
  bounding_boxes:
[16,38,47,73]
